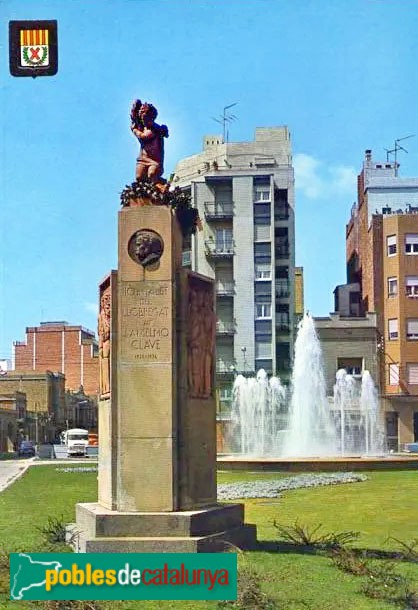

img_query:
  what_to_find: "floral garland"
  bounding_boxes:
[120,179,201,237]
[22,46,48,67]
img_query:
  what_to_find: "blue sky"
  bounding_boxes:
[1,0,418,359]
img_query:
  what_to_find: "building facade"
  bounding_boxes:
[346,150,418,446]
[14,321,99,396]
[173,128,296,409]
[0,392,26,452]
[0,371,64,442]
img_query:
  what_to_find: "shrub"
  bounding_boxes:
[218,566,279,610]
[361,561,418,607]
[273,520,359,550]
[330,547,370,576]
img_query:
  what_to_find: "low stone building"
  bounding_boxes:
[0,392,26,452]
[314,313,380,394]
[0,371,64,443]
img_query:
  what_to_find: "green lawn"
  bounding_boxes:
[0,466,416,610]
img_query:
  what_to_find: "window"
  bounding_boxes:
[254,242,271,264]
[255,263,271,280]
[407,319,418,340]
[254,225,270,241]
[406,276,418,297]
[387,235,397,256]
[256,303,272,319]
[219,385,232,402]
[389,364,399,385]
[215,229,232,251]
[337,357,362,376]
[388,318,398,340]
[255,341,272,359]
[254,185,271,202]
[388,277,398,297]
[407,363,418,384]
[405,234,418,254]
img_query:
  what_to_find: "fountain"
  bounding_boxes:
[231,370,286,456]
[229,313,385,458]
[282,313,337,457]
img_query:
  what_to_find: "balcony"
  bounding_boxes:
[204,202,234,220]
[274,210,289,221]
[216,361,236,376]
[275,243,290,257]
[216,320,236,335]
[216,281,235,297]
[276,282,290,298]
[276,321,290,332]
[277,358,291,373]
[205,240,234,258]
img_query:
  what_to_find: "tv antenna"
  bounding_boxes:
[212,102,238,143]
[384,135,415,176]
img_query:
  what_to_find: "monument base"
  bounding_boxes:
[73,502,257,553]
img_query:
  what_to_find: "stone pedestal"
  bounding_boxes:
[75,205,256,552]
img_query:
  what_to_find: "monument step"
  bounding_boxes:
[76,502,245,538]
[75,524,257,553]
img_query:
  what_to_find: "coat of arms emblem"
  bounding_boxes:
[20,29,49,67]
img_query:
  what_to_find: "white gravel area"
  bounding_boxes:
[217,472,367,500]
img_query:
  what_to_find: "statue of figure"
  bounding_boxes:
[98,292,111,396]
[130,99,169,184]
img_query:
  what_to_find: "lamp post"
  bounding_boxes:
[34,402,40,445]
[241,346,247,374]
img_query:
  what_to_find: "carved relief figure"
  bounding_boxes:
[130,100,169,184]
[98,292,111,396]
[187,288,204,398]
[187,283,215,399]
[202,290,216,397]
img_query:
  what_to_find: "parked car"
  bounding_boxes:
[18,441,36,457]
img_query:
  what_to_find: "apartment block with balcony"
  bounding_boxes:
[173,127,296,411]
[345,149,418,447]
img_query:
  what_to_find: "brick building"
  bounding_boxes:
[345,150,418,447]
[14,321,99,396]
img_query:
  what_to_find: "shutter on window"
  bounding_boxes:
[407,364,418,384]
[388,319,398,334]
[407,319,418,336]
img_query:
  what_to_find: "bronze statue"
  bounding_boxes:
[130,100,168,185]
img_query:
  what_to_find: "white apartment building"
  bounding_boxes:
[173,128,296,406]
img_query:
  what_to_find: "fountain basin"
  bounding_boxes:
[217,454,418,472]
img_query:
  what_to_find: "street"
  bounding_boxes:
[0,459,31,493]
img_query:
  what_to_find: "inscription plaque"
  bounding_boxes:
[120,281,172,363]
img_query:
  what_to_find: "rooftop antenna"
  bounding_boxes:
[384,135,415,176]
[212,102,238,143]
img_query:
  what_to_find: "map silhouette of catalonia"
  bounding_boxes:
[11,553,62,600]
